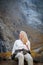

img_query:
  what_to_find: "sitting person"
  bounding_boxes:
[12,31,33,65]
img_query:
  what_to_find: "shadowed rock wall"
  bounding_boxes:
[0,0,43,50]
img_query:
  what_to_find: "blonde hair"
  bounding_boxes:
[19,31,28,44]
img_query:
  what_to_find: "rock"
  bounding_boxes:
[0,0,43,53]
[0,1,43,65]
[0,26,11,51]
[0,59,43,65]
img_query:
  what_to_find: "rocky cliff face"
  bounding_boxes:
[0,0,43,51]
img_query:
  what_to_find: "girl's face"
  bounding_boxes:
[19,33,27,44]
[19,33,23,40]
[19,32,28,44]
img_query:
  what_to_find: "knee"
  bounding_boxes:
[28,55,33,61]
[18,53,24,60]
[29,56,33,63]
[29,56,33,61]
[28,55,33,65]
[26,54,33,61]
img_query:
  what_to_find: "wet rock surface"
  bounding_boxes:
[0,0,43,50]
[0,60,43,65]
[0,0,43,65]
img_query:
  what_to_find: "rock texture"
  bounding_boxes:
[0,0,43,50]
[0,60,43,65]
[0,0,43,65]
[0,1,43,64]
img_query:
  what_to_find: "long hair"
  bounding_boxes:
[20,31,28,44]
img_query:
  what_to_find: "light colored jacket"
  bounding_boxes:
[12,39,30,54]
